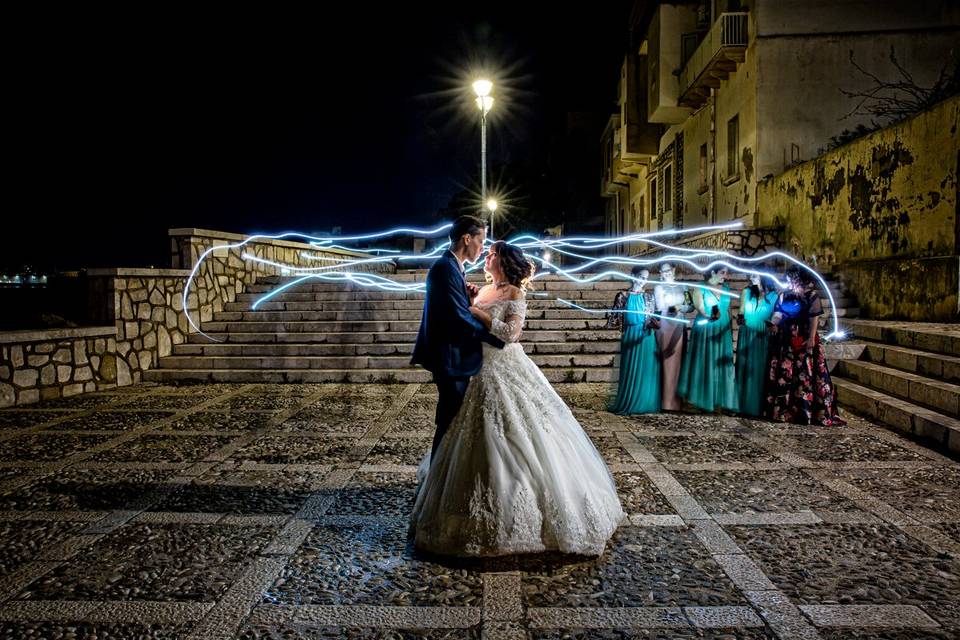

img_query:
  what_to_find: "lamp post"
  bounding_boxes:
[472,79,494,216]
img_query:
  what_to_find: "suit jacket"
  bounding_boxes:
[410,250,505,377]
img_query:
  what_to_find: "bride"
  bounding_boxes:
[409,240,626,557]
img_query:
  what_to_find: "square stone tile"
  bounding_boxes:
[161,411,273,433]
[622,412,737,433]
[231,436,365,465]
[673,468,859,513]
[835,466,960,522]
[521,526,748,608]
[290,397,385,427]
[331,472,418,517]
[263,519,484,606]
[556,393,609,412]
[114,394,211,411]
[387,412,436,434]
[0,622,195,639]
[238,625,481,639]
[932,522,960,542]
[0,433,114,462]
[280,404,380,436]
[571,409,607,431]
[0,467,175,512]
[404,395,439,416]
[150,470,327,515]
[366,437,430,466]
[0,411,76,430]
[778,432,930,463]
[726,523,960,628]
[146,383,243,397]
[591,436,639,465]
[210,393,305,411]
[48,411,176,431]
[91,434,236,463]
[36,394,125,410]
[268,384,344,397]
[22,522,275,602]
[531,630,775,639]
[635,435,778,465]
[0,520,89,576]
[612,471,675,515]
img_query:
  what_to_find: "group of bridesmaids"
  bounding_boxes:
[609,263,845,427]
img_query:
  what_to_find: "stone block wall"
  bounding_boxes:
[0,328,118,407]
[633,226,785,270]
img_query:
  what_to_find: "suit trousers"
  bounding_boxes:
[432,375,470,461]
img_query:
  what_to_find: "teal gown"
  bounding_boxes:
[678,284,738,412]
[735,287,778,417]
[610,292,661,414]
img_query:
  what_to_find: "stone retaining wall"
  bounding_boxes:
[0,327,118,407]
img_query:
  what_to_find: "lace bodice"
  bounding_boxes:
[477,298,527,343]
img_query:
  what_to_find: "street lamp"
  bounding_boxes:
[472,79,494,212]
[486,198,498,238]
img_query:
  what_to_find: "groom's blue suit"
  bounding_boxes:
[411,249,504,459]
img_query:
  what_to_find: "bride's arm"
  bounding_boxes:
[491,309,524,343]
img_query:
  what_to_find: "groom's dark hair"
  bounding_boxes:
[449,215,485,244]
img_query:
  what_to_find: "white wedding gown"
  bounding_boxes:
[410,297,627,557]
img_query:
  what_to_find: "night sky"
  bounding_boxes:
[7,5,630,271]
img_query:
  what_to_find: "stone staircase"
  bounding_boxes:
[144,269,858,385]
[833,320,960,454]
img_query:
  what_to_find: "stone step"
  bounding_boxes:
[861,342,960,384]
[143,366,618,384]
[244,280,637,294]
[218,300,858,320]
[223,299,620,312]
[234,289,854,308]
[835,360,960,418]
[834,377,960,454]
[844,320,960,357]
[200,319,614,333]
[172,340,622,358]
[186,330,621,345]
[158,352,619,371]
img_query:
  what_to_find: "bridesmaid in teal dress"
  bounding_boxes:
[736,274,779,417]
[678,267,738,412]
[610,267,661,414]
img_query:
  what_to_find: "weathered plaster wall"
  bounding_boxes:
[757,97,959,320]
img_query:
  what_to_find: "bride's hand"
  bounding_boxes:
[469,305,481,318]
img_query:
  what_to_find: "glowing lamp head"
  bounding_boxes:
[472,79,493,97]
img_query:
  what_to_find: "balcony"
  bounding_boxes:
[678,12,748,109]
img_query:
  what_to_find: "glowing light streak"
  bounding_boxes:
[555,299,691,325]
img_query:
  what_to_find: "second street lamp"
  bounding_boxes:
[486,198,498,238]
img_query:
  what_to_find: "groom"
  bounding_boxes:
[411,215,505,461]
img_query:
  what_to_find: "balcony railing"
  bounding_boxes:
[678,12,748,109]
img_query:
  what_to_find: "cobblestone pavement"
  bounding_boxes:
[0,382,957,639]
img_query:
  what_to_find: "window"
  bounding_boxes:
[649,177,658,220]
[681,33,700,67]
[663,164,673,213]
[699,143,708,192]
[727,115,739,179]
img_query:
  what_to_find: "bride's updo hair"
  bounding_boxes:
[491,240,536,290]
